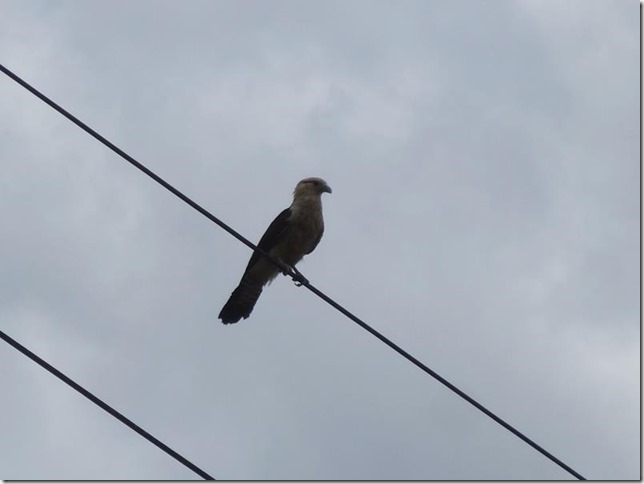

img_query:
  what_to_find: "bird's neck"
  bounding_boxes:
[291,194,322,217]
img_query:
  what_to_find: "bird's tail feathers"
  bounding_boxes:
[218,277,264,324]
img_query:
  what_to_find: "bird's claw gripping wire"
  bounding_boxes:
[291,267,308,286]
[278,262,308,286]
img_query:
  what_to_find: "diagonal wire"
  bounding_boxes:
[0,329,215,480]
[0,63,585,480]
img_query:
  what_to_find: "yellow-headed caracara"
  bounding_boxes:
[218,177,332,324]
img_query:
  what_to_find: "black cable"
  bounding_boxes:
[0,63,586,480]
[0,329,215,480]
[305,285,587,481]
[0,64,290,279]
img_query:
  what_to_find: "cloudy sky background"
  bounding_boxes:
[0,0,639,480]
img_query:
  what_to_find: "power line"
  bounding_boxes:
[0,329,215,480]
[0,63,586,480]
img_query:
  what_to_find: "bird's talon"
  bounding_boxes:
[292,272,308,286]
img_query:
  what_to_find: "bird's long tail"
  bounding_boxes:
[218,277,264,324]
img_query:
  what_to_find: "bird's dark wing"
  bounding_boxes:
[242,207,292,275]
[305,227,324,255]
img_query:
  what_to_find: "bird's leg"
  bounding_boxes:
[276,258,290,277]
[276,258,308,286]
[289,265,308,287]
[277,258,309,287]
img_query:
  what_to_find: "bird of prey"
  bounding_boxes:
[218,177,332,324]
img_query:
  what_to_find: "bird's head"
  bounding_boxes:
[293,177,332,198]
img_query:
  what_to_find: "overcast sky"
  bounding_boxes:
[0,0,639,480]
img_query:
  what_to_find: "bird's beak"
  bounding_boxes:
[323,184,332,194]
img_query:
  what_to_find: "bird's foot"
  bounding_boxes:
[276,259,308,286]
[292,269,308,287]
[287,265,308,286]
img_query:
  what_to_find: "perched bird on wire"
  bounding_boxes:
[218,177,332,324]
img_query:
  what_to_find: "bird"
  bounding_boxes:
[218,177,332,324]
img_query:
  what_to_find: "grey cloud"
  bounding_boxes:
[1,0,638,479]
